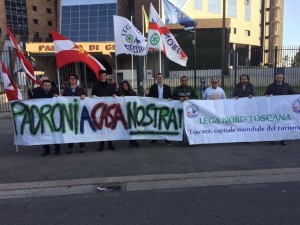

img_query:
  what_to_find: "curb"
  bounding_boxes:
[0,112,12,119]
[1,167,300,199]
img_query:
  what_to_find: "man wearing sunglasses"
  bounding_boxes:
[203,78,226,100]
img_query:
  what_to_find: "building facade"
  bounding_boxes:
[0,0,58,48]
[0,0,285,85]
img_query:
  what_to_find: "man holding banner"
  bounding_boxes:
[31,79,61,156]
[172,76,198,101]
[147,72,172,145]
[92,70,117,151]
[265,73,296,146]
[203,78,226,100]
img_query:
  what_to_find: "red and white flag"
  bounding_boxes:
[51,30,105,79]
[1,61,22,101]
[147,3,188,67]
[4,22,41,85]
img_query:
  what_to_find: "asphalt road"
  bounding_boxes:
[1,117,300,184]
[0,182,299,225]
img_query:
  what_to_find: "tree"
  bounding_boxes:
[292,48,300,67]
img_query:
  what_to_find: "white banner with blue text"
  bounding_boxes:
[12,96,183,145]
[184,95,300,145]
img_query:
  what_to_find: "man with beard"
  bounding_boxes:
[231,74,256,99]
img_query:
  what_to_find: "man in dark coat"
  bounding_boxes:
[265,73,296,146]
[30,79,60,156]
[91,70,116,151]
[146,72,172,145]
[231,74,256,99]
[147,72,172,99]
[63,73,86,153]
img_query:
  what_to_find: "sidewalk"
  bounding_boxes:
[1,115,300,196]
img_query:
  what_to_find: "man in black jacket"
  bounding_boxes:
[146,72,172,145]
[31,79,61,156]
[231,74,256,99]
[91,70,116,151]
[147,73,172,99]
[63,73,86,153]
[265,73,296,146]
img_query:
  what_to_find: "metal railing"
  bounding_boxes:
[1,46,300,112]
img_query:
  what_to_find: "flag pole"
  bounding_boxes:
[158,0,162,73]
[130,16,134,86]
[56,69,61,94]
[142,5,147,95]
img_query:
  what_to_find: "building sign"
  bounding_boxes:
[26,42,115,54]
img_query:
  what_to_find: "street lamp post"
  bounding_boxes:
[192,22,197,90]
[221,0,226,89]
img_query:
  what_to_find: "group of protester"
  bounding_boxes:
[29,70,296,157]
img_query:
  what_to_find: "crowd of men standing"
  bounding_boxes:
[29,70,296,156]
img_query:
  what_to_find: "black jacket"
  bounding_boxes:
[63,86,86,97]
[265,82,296,96]
[147,84,172,99]
[30,88,56,99]
[91,82,115,97]
[231,82,256,98]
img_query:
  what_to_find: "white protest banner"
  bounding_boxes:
[12,96,183,145]
[184,95,300,145]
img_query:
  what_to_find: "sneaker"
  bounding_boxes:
[280,140,286,146]
[165,140,171,145]
[67,149,73,154]
[108,144,115,151]
[270,141,275,145]
[150,140,157,145]
[79,147,85,153]
[41,150,50,157]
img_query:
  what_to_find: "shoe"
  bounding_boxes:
[79,147,85,153]
[150,140,157,145]
[270,141,275,145]
[98,142,104,152]
[130,142,140,148]
[108,144,115,151]
[178,141,184,146]
[67,149,73,154]
[280,140,286,146]
[41,150,50,157]
[55,150,61,156]
[165,140,171,145]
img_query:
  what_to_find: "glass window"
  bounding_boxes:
[47,8,51,14]
[33,19,38,24]
[208,0,221,14]
[88,29,97,36]
[194,0,202,10]
[48,21,52,26]
[89,10,98,17]
[32,5,37,11]
[227,0,236,17]
[107,3,116,10]
[61,3,117,42]
[88,4,98,10]
[245,3,251,21]
[71,11,79,17]
[71,5,80,11]
[70,30,79,36]
[80,5,89,11]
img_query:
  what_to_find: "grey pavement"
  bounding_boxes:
[1,115,300,198]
